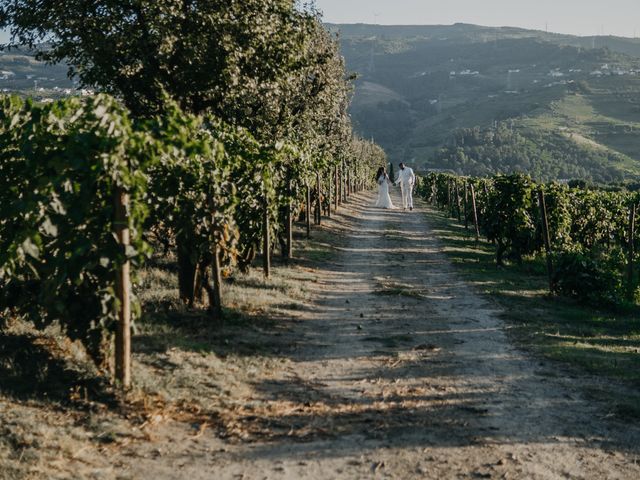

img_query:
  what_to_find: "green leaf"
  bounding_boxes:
[41,218,58,237]
[22,238,40,259]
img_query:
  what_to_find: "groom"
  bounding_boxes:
[395,162,416,211]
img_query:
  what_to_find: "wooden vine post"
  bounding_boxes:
[627,203,637,301]
[306,183,312,238]
[327,169,332,219]
[285,175,293,259]
[207,195,224,322]
[537,189,554,292]
[447,180,452,216]
[432,177,437,206]
[262,192,271,278]
[316,171,322,225]
[463,182,469,229]
[114,187,131,388]
[469,183,480,243]
[334,166,339,211]
[338,165,343,204]
[343,166,348,202]
[454,180,462,222]
[449,180,456,218]
[210,242,223,322]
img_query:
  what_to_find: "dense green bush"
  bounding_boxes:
[0,2,386,381]
[421,171,639,307]
[552,250,624,305]
[0,95,153,366]
[483,174,539,265]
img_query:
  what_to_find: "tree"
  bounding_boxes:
[0,0,384,309]
[0,0,312,124]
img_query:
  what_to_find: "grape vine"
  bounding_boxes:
[418,172,640,305]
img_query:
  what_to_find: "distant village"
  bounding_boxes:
[417,61,640,106]
[0,68,90,103]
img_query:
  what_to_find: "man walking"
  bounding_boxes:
[395,162,416,211]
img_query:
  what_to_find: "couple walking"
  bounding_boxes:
[375,163,416,211]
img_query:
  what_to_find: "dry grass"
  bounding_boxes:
[425,205,640,417]
[0,228,326,477]
[373,277,426,299]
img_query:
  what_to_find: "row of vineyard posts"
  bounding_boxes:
[0,98,383,388]
[0,2,387,389]
[416,173,640,306]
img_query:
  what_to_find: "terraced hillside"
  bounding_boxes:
[5,23,640,181]
[331,23,640,181]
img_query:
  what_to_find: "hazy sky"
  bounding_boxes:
[315,0,640,38]
[0,1,638,42]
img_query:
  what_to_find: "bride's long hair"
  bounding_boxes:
[375,166,385,181]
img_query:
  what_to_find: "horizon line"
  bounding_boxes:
[323,22,640,40]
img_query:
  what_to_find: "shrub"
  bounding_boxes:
[552,250,624,305]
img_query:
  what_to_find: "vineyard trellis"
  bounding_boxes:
[0,95,383,388]
[0,2,387,388]
[417,172,640,306]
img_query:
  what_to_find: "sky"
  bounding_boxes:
[1,1,638,42]
[314,0,640,38]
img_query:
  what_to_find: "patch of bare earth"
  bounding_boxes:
[3,191,640,479]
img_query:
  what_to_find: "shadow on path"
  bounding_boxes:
[215,192,640,470]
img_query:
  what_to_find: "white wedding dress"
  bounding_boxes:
[375,174,396,209]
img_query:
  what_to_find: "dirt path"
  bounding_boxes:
[119,191,640,479]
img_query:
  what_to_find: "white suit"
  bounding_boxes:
[395,166,416,210]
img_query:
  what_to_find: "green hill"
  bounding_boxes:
[0,47,74,99]
[331,23,640,182]
[4,24,640,182]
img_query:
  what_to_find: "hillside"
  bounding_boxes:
[331,23,640,182]
[0,47,74,99]
[4,24,640,181]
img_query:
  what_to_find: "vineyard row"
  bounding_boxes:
[417,172,639,306]
[0,95,384,387]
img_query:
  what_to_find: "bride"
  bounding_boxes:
[374,166,396,209]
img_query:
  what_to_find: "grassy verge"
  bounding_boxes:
[423,205,640,417]
[0,225,327,477]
